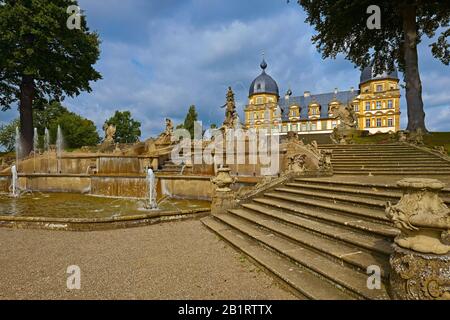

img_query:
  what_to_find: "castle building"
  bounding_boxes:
[244,59,401,135]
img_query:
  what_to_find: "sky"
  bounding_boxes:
[1,0,449,138]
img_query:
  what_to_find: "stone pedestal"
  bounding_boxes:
[211,190,236,215]
[389,244,450,300]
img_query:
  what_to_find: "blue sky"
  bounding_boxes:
[1,0,449,137]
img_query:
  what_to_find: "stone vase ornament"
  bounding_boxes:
[211,167,236,192]
[210,167,237,215]
[385,178,450,300]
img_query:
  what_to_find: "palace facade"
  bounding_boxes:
[244,59,401,135]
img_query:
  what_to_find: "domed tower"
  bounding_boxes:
[356,62,401,134]
[245,58,280,130]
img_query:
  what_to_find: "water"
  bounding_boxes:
[33,128,38,172]
[44,128,50,173]
[56,125,64,173]
[10,165,18,198]
[0,193,210,218]
[15,127,21,171]
[146,168,158,210]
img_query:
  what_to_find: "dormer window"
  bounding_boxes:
[256,97,263,104]
[376,84,383,92]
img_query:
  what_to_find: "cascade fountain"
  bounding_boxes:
[33,128,38,173]
[10,165,18,197]
[44,128,50,173]
[56,125,63,174]
[146,168,158,210]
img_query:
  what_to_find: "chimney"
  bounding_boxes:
[304,91,311,97]
[334,88,338,95]
[350,86,354,93]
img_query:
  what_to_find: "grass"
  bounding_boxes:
[353,131,450,155]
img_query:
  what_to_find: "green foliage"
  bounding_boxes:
[295,1,450,72]
[50,112,100,149]
[0,118,19,152]
[0,0,102,109]
[33,101,69,136]
[182,105,198,139]
[105,111,141,143]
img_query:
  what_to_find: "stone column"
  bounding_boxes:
[210,166,237,215]
[385,178,450,300]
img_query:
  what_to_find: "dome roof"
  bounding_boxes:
[360,62,399,84]
[249,59,279,97]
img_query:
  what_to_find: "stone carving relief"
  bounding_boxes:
[385,178,450,255]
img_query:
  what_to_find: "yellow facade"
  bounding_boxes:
[355,78,401,134]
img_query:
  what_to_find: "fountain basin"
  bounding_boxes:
[0,193,210,231]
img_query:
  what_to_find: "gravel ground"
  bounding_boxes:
[0,220,294,300]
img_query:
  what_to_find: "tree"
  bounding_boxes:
[182,105,198,138]
[293,0,450,132]
[33,101,70,136]
[0,119,20,152]
[105,111,141,144]
[50,112,100,149]
[0,0,102,155]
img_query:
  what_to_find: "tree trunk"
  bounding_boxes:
[402,4,428,132]
[19,75,35,157]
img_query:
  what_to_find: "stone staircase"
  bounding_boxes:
[160,161,191,174]
[319,144,450,175]
[201,177,450,299]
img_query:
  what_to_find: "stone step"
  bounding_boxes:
[292,179,450,205]
[201,216,355,300]
[333,170,450,175]
[332,166,450,171]
[333,162,450,168]
[249,198,397,243]
[262,191,391,224]
[275,187,387,210]
[331,159,447,164]
[285,182,401,201]
[228,208,391,277]
[332,155,436,160]
[215,213,389,300]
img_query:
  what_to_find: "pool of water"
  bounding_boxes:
[0,193,210,219]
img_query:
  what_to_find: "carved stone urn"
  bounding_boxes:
[210,166,237,215]
[386,178,450,300]
[211,167,236,192]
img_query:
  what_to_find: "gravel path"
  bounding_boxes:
[0,220,294,300]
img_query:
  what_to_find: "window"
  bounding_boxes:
[292,124,298,131]
[265,109,270,120]
[332,121,337,129]
[354,105,359,112]
[376,118,382,127]
[376,101,382,110]
[256,83,261,90]
[301,124,307,132]
[388,100,393,109]
[388,118,394,127]
[366,119,371,128]
[311,123,317,131]
[365,102,371,111]
[256,97,263,104]
[249,113,254,122]
[376,84,383,92]
[254,112,258,120]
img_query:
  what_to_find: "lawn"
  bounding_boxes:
[353,131,450,155]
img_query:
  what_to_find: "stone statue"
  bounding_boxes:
[287,154,307,173]
[103,123,116,143]
[221,87,238,129]
[154,118,174,146]
[407,128,425,145]
[329,104,358,144]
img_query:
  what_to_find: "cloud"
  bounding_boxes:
[2,1,449,137]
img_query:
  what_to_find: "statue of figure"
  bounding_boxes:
[164,118,174,137]
[221,87,238,128]
[329,104,358,144]
[154,118,174,146]
[103,123,116,143]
